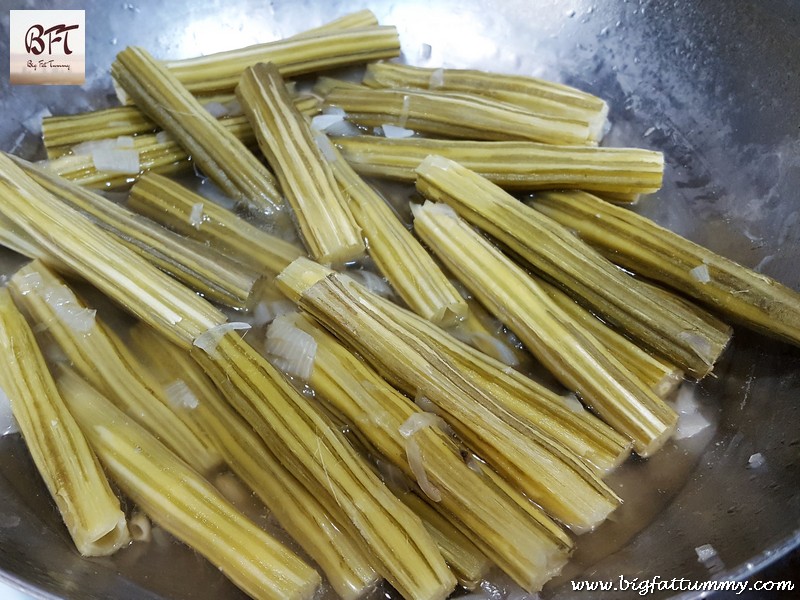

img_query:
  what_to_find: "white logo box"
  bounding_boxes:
[9,10,85,85]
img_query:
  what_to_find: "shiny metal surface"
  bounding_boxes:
[0,1,798,599]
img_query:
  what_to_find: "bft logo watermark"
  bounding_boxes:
[9,10,85,85]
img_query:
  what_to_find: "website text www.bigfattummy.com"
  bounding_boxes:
[570,575,795,596]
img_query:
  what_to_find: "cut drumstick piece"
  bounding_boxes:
[362,62,609,141]
[414,155,732,378]
[0,153,226,347]
[313,132,466,324]
[394,489,491,591]
[537,277,684,398]
[321,86,595,145]
[111,46,284,214]
[333,135,663,198]
[165,26,400,96]
[529,190,800,347]
[0,289,130,557]
[412,200,678,456]
[236,62,364,264]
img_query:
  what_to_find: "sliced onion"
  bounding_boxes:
[341,270,393,297]
[0,387,19,436]
[747,452,766,469]
[72,139,117,156]
[163,380,199,410]
[155,130,173,145]
[425,200,458,218]
[223,98,243,117]
[42,284,96,334]
[23,108,52,135]
[73,136,135,158]
[203,102,229,118]
[601,117,614,139]
[398,411,443,438]
[189,202,204,229]
[419,154,452,172]
[689,263,711,283]
[695,543,725,574]
[381,124,415,139]
[14,271,43,295]
[404,437,441,502]
[313,108,361,137]
[311,113,345,132]
[193,322,251,356]
[92,148,140,174]
[695,544,717,563]
[561,392,585,413]
[673,384,710,440]
[675,410,710,440]
[398,94,411,128]
[313,131,338,162]
[112,77,130,104]
[251,299,296,327]
[325,119,364,137]
[418,43,432,61]
[468,332,519,367]
[264,315,317,380]
[428,68,445,89]
[477,580,506,600]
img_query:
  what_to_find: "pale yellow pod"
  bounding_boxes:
[0,289,129,557]
[236,62,364,264]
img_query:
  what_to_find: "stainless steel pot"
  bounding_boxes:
[0,1,797,598]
